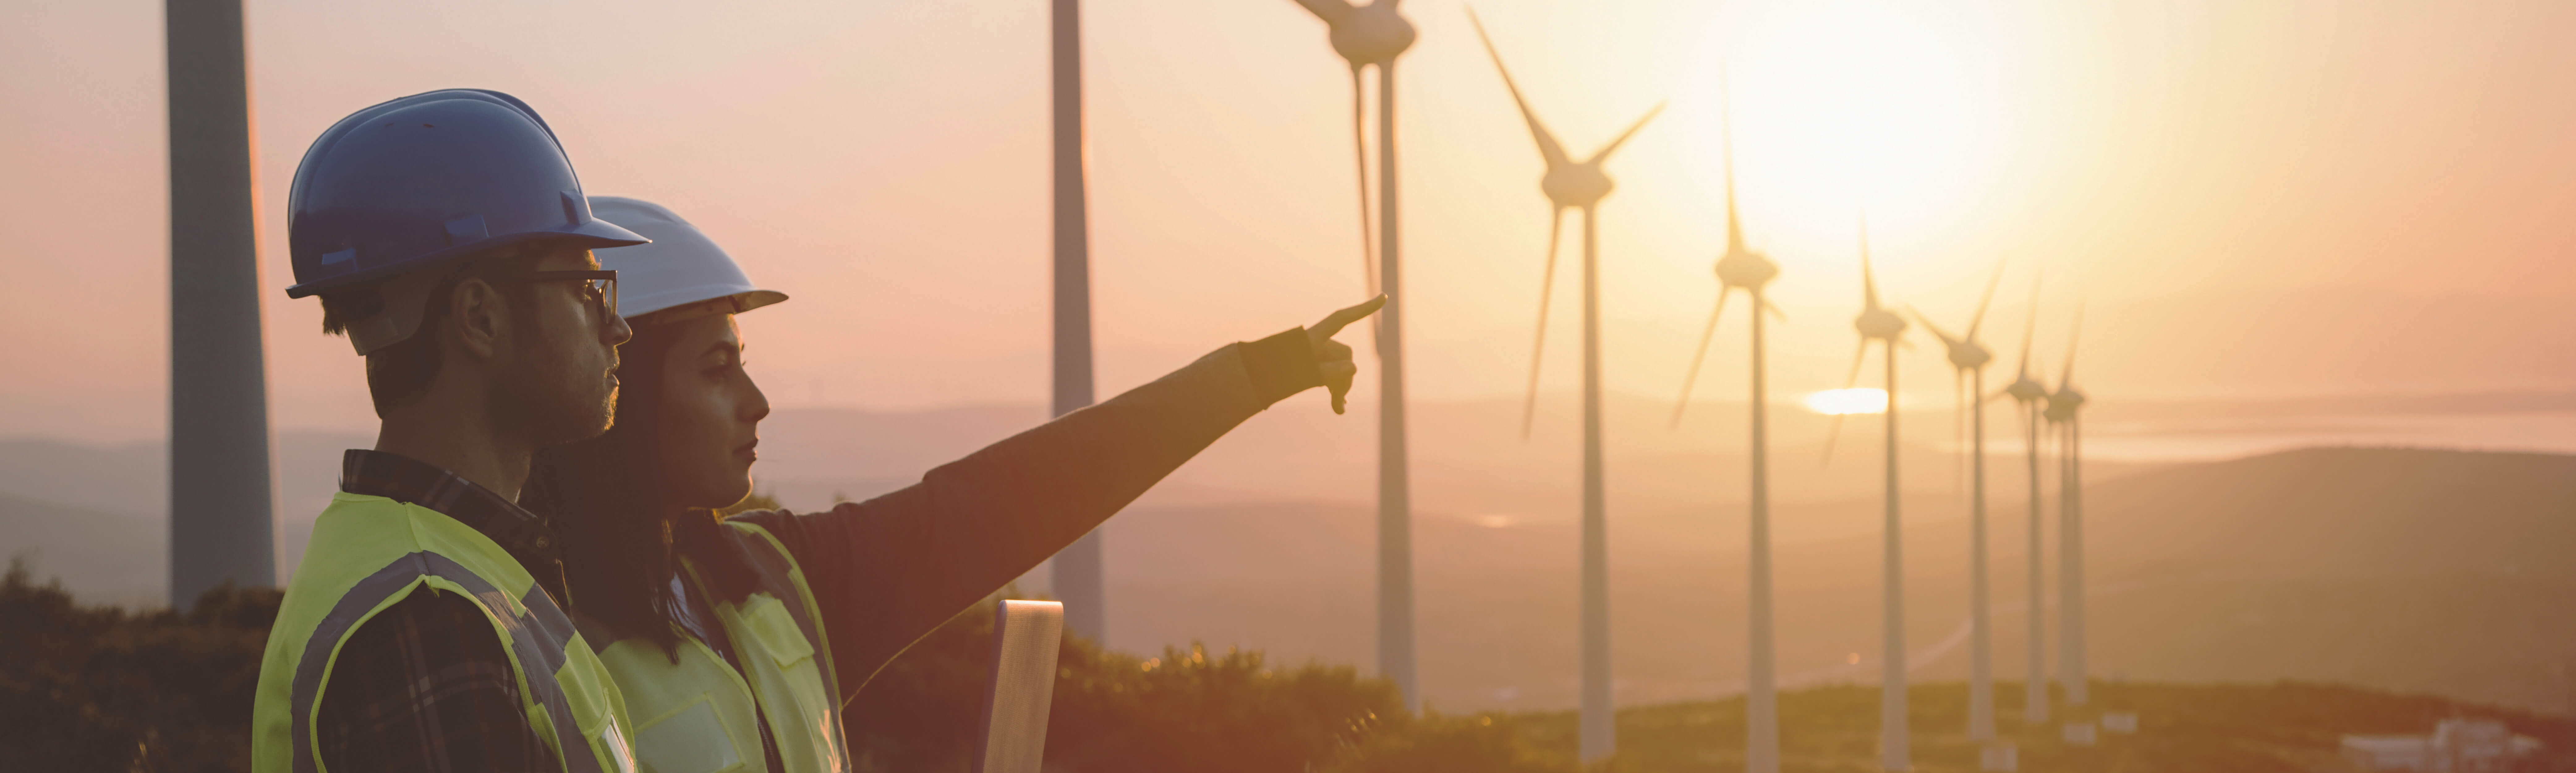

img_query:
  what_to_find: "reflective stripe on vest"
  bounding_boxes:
[288,552,598,773]
[598,520,846,773]
[251,493,634,773]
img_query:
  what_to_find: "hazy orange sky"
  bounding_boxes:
[7,0,2576,442]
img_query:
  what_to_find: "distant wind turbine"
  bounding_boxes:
[1470,8,1662,764]
[1824,222,1912,772]
[1288,0,1421,711]
[1671,79,1786,773]
[1905,259,2007,743]
[2045,305,2090,711]
[1997,275,2052,727]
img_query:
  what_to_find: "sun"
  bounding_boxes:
[1804,388,1888,415]
[1681,0,2022,264]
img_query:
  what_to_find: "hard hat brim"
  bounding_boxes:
[282,217,649,299]
[628,289,790,327]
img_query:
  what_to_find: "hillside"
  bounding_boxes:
[13,558,2568,772]
[1097,447,2576,713]
[0,492,159,605]
[9,419,2576,714]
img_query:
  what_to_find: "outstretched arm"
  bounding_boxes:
[736,297,1383,700]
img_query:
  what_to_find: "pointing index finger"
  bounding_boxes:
[1312,295,1389,339]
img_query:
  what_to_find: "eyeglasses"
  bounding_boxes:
[502,269,619,323]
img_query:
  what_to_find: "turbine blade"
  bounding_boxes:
[1670,287,1731,427]
[1840,337,1869,391]
[1954,369,1967,502]
[1466,8,1572,169]
[1349,69,1382,351]
[1586,102,1667,164]
[2015,269,2042,379]
[1821,338,1869,467]
[1859,216,1880,310]
[1902,303,1958,348]
[1966,256,2006,340]
[1293,0,1354,24]
[1520,207,1568,439]
[1720,69,1746,254]
[2058,300,2085,388]
[1351,69,1377,298]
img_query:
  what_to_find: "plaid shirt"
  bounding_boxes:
[316,450,571,773]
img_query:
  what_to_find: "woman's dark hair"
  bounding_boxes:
[523,319,759,659]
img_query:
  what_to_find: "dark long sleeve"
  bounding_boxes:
[734,329,1322,701]
[315,592,555,773]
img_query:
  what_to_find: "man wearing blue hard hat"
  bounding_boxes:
[250,89,647,773]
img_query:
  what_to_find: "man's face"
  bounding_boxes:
[492,247,633,446]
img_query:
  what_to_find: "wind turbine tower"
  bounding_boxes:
[1825,224,1912,772]
[1471,10,1662,763]
[1906,262,2007,742]
[2046,310,2090,710]
[1672,85,1786,773]
[1999,279,2052,726]
[1289,0,1421,711]
[167,0,276,608]
[1049,0,1109,643]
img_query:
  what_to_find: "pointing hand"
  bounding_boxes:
[1309,295,1388,415]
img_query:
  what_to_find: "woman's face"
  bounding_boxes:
[653,313,769,509]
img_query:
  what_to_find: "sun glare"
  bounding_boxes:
[1804,388,1888,415]
[1684,1,2021,261]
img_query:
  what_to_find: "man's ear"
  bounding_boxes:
[447,275,510,364]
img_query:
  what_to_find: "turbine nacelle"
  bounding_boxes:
[1942,339,1993,369]
[1856,307,1908,341]
[1333,3,1416,66]
[2003,375,2049,404]
[1301,0,1416,67]
[2044,385,2085,423]
[1714,247,1778,290]
[1543,163,1616,209]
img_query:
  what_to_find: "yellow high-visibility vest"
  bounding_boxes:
[588,521,847,773]
[250,492,637,773]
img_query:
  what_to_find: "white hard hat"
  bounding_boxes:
[588,196,787,323]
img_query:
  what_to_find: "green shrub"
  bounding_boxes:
[844,591,1552,772]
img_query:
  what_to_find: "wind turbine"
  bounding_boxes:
[1047,0,1109,647]
[2045,307,2090,712]
[1288,0,1421,711]
[1905,261,2007,743]
[1671,80,1787,773]
[1824,222,1912,772]
[1470,9,1662,764]
[1998,277,2052,727]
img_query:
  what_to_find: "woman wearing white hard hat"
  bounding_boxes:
[522,196,1382,772]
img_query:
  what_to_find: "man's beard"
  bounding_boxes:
[491,328,618,447]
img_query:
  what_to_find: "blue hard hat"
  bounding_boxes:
[284,89,647,299]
